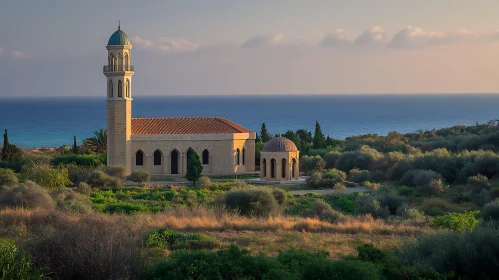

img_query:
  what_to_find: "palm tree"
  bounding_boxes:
[84,128,107,153]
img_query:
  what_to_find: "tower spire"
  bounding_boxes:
[118,20,120,30]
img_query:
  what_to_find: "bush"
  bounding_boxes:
[221,187,281,217]
[303,200,345,223]
[324,168,347,182]
[379,193,405,215]
[52,188,93,214]
[418,197,462,216]
[52,154,106,167]
[429,210,480,232]
[399,227,499,279]
[105,165,128,180]
[75,182,93,196]
[348,168,371,183]
[482,199,499,221]
[306,171,324,186]
[87,170,122,189]
[355,194,384,218]
[427,178,448,195]
[0,238,46,280]
[399,169,443,187]
[323,151,341,169]
[467,174,490,193]
[0,181,54,210]
[129,169,151,183]
[21,164,71,190]
[198,176,212,188]
[143,228,219,251]
[362,181,380,191]
[333,182,347,194]
[0,168,18,188]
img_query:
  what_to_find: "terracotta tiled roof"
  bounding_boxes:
[131,117,252,135]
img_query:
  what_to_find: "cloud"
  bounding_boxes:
[11,50,24,58]
[388,26,478,49]
[241,32,284,48]
[320,29,351,47]
[132,36,199,52]
[354,26,387,45]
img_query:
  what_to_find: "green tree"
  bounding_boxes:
[260,123,271,143]
[255,133,261,143]
[1,129,9,161]
[296,129,312,143]
[313,121,326,149]
[72,136,79,154]
[186,150,203,185]
[84,128,107,153]
[1,129,22,162]
[283,130,299,146]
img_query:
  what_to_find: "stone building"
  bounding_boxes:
[104,26,256,175]
[260,136,300,181]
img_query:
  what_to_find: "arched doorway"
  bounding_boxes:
[281,158,286,179]
[270,159,276,178]
[262,159,267,177]
[170,150,179,174]
[135,150,144,166]
[292,158,297,179]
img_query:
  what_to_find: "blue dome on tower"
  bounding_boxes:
[108,28,131,46]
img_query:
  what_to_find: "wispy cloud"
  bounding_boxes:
[241,32,284,48]
[320,29,350,47]
[354,26,387,46]
[132,36,199,52]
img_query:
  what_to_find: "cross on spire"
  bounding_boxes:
[118,20,121,30]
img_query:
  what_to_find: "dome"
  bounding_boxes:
[108,28,131,46]
[262,136,298,152]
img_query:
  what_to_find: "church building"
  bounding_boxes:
[104,27,256,175]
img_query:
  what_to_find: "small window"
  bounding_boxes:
[108,80,113,97]
[242,148,246,165]
[154,150,162,165]
[236,149,240,165]
[202,149,209,164]
[126,79,130,98]
[136,150,144,166]
[118,80,123,97]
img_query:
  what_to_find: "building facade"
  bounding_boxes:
[260,136,300,181]
[104,27,256,175]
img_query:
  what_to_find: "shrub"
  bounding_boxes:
[0,168,18,188]
[362,181,380,191]
[75,182,93,196]
[323,151,341,169]
[467,174,490,193]
[105,165,128,180]
[427,178,448,195]
[356,244,386,263]
[348,168,371,183]
[324,194,356,214]
[21,164,71,190]
[221,187,280,217]
[355,194,383,218]
[302,259,381,280]
[399,169,443,187]
[52,188,93,214]
[0,238,46,280]
[52,154,106,167]
[429,210,480,232]
[198,176,212,188]
[379,193,405,215]
[418,197,462,216]
[271,188,288,205]
[87,170,122,189]
[482,199,499,221]
[399,227,499,279]
[306,171,323,186]
[324,168,347,182]
[303,200,345,223]
[128,169,151,183]
[333,182,347,194]
[0,181,54,210]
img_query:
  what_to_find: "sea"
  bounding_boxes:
[1,94,499,148]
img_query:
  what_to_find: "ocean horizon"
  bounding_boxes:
[1,93,499,148]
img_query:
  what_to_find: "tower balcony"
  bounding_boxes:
[103,65,134,73]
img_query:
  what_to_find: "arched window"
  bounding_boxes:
[171,150,179,174]
[236,149,240,165]
[109,53,114,70]
[114,56,118,71]
[242,148,246,165]
[108,80,113,97]
[126,79,130,98]
[281,159,286,179]
[270,159,276,178]
[292,158,297,178]
[136,150,144,166]
[118,80,123,97]
[124,53,129,70]
[262,159,267,177]
[154,150,162,166]
[118,53,122,70]
[202,149,209,164]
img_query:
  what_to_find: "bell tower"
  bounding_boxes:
[104,24,134,172]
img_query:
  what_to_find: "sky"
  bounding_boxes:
[2,0,499,96]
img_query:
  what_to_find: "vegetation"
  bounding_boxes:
[83,128,107,153]
[185,150,203,185]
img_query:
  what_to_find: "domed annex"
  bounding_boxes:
[260,136,300,181]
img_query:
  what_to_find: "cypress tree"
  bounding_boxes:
[2,129,9,161]
[72,136,79,154]
[313,121,326,149]
[185,150,203,185]
[260,123,271,143]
